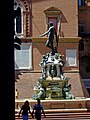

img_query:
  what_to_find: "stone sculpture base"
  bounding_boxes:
[32,52,75,100]
[34,76,72,100]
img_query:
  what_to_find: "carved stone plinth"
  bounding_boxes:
[32,52,75,100]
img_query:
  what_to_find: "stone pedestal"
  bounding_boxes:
[32,52,75,100]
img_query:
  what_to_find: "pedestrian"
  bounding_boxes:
[18,100,33,120]
[32,98,46,120]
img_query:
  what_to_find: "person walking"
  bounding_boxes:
[32,98,46,120]
[18,100,33,120]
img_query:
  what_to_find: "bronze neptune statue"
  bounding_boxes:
[40,22,58,55]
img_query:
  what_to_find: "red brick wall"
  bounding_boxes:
[32,0,78,37]
[32,37,80,71]
[15,72,89,99]
[64,72,89,97]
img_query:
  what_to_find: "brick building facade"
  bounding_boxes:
[14,0,90,99]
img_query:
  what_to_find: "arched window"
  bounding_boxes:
[16,7,21,33]
[14,0,23,36]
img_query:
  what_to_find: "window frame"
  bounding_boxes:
[48,17,58,32]
[66,49,77,67]
[14,43,32,70]
[44,6,61,32]
[14,0,24,37]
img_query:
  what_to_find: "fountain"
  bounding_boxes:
[32,52,75,100]
[32,20,75,100]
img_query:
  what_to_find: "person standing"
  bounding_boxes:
[18,100,33,120]
[32,98,46,120]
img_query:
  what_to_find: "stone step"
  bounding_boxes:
[15,111,90,120]
[15,98,90,110]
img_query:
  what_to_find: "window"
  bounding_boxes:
[78,23,85,34]
[78,0,86,6]
[48,17,58,31]
[83,79,90,89]
[44,6,61,33]
[82,56,90,66]
[16,8,21,33]
[83,79,90,95]
[83,56,90,72]
[86,67,90,72]
[14,43,32,70]
[66,49,77,66]
[14,0,23,36]
[78,40,84,51]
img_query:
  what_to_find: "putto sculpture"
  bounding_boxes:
[39,52,65,80]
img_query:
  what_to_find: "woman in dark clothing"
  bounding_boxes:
[32,98,46,120]
[18,100,33,120]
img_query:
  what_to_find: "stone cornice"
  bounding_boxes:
[32,37,81,43]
